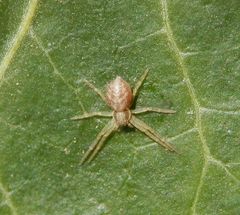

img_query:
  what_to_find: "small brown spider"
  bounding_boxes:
[72,69,176,164]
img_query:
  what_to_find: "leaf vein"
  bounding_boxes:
[0,0,39,87]
[208,156,240,184]
[226,162,240,167]
[136,127,197,151]
[118,29,165,50]
[200,107,240,116]
[29,29,85,112]
[0,179,18,215]
[160,0,210,214]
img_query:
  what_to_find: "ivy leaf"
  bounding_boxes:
[0,0,239,214]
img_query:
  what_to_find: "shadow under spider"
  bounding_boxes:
[72,69,177,165]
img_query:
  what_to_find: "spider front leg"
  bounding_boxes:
[80,119,118,165]
[132,68,149,98]
[71,111,112,120]
[84,79,107,103]
[71,79,113,120]
[130,115,176,152]
[132,107,176,115]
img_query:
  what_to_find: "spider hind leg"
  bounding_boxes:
[130,115,176,152]
[80,119,117,165]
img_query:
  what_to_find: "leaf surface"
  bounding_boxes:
[0,0,239,214]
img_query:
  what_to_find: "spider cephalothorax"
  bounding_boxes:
[72,69,176,164]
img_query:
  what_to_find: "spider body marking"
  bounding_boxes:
[72,69,177,165]
[106,76,133,112]
[106,76,133,126]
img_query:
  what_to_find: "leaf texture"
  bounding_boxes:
[0,0,239,214]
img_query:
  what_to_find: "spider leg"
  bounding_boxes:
[132,68,149,98]
[132,107,176,115]
[84,79,107,103]
[71,111,113,120]
[130,116,176,152]
[80,119,118,165]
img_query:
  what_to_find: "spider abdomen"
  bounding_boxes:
[106,76,133,111]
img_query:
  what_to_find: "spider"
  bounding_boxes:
[72,69,176,165]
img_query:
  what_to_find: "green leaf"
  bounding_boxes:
[0,0,239,214]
